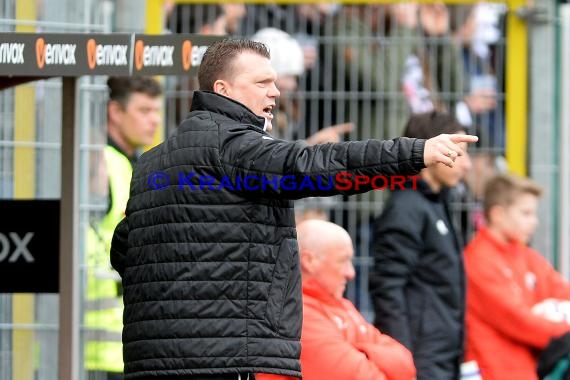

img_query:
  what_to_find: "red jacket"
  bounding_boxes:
[257,279,415,380]
[464,227,570,380]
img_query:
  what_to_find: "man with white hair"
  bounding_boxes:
[257,220,416,380]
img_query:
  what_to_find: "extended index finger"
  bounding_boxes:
[449,134,479,144]
[332,122,355,134]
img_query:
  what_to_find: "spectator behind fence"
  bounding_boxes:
[293,196,334,225]
[258,220,416,380]
[370,111,472,380]
[394,3,497,127]
[165,2,226,35]
[460,144,503,242]
[329,4,417,140]
[85,76,162,379]
[165,3,227,131]
[223,3,247,35]
[251,27,353,222]
[110,38,477,379]
[251,27,354,144]
[464,174,570,380]
[454,3,506,151]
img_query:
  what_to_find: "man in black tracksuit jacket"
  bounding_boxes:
[370,112,472,380]
[110,39,477,380]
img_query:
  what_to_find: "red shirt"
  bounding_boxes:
[464,227,570,380]
[257,279,415,380]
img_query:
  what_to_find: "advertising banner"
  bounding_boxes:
[0,33,220,76]
[0,200,60,293]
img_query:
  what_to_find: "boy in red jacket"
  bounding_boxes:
[464,173,570,380]
[258,220,416,380]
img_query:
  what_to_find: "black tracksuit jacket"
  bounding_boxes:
[111,91,425,379]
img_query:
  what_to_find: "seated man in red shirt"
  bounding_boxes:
[464,173,570,380]
[258,220,416,380]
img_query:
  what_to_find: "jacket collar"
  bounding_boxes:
[190,91,266,131]
[107,135,136,167]
[399,177,446,202]
[303,278,344,307]
[478,226,522,254]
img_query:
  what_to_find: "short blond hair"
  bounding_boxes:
[483,173,543,221]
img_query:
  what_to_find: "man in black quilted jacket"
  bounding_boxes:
[110,38,477,380]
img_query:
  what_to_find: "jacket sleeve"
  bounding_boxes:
[465,245,570,349]
[110,217,129,277]
[300,303,389,380]
[355,335,416,380]
[219,126,425,199]
[351,301,416,380]
[369,196,424,349]
[530,249,570,300]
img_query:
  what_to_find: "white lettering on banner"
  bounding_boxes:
[0,232,35,263]
[96,44,128,66]
[143,45,174,67]
[191,45,208,67]
[45,44,76,65]
[0,43,25,64]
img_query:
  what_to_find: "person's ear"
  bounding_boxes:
[488,204,503,226]
[213,79,230,96]
[300,249,319,275]
[107,100,124,124]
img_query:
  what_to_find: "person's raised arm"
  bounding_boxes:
[220,126,477,198]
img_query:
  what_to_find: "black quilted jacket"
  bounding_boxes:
[110,91,425,379]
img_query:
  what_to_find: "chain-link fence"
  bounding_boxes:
[164,2,508,322]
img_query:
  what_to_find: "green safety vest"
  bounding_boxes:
[84,145,132,373]
[99,145,133,250]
